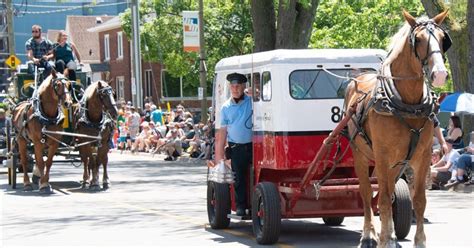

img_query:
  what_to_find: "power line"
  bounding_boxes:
[15,1,128,15]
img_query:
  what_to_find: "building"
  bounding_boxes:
[87,16,163,108]
[12,0,128,62]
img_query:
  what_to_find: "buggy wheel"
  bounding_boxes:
[10,153,17,189]
[252,182,281,245]
[393,179,412,239]
[322,216,345,226]
[207,181,231,229]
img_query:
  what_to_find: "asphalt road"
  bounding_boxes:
[0,152,473,248]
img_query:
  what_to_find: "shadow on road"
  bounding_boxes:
[205,219,361,247]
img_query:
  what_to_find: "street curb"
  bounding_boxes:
[110,148,206,164]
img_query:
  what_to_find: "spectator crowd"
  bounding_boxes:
[113,99,213,162]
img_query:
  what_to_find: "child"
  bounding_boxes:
[117,121,129,151]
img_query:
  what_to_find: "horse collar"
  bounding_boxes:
[372,75,439,119]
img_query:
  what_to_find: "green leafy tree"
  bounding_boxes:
[120,0,252,97]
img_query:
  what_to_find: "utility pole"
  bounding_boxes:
[198,0,207,122]
[6,0,15,56]
[131,0,143,108]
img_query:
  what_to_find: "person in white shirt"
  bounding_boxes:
[430,139,460,186]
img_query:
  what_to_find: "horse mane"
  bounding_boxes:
[83,81,101,101]
[385,16,430,66]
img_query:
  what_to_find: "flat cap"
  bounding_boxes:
[226,73,247,84]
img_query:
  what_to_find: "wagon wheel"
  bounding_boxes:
[322,216,345,226]
[392,179,412,239]
[252,182,281,245]
[207,181,231,229]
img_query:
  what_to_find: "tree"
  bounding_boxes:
[251,0,320,52]
[120,0,252,97]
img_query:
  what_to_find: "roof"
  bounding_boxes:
[65,15,115,63]
[87,16,122,33]
[46,29,61,43]
[215,49,387,71]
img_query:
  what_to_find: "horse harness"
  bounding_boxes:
[350,20,449,179]
[75,85,115,148]
[17,77,69,143]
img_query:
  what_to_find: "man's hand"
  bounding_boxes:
[33,58,40,64]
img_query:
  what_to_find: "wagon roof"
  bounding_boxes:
[215,49,387,71]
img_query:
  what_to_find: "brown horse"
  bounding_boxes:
[74,80,118,191]
[345,10,450,248]
[12,70,73,194]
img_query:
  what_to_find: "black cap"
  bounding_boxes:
[226,73,247,84]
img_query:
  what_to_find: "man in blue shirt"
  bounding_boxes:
[215,72,252,216]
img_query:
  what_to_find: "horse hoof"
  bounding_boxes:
[359,238,378,248]
[89,185,101,192]
[81,181,90,189]
[39,185,53,194]
[23,184,34,191]
[102,183,109,190]
[32,175,41,185]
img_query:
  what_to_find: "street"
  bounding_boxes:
[1,152,473,248]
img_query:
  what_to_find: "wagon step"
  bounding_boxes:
[227,213,251,221]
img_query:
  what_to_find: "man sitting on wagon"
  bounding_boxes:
[25,24,55,79]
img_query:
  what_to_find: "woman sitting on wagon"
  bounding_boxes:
[52,30,82,81]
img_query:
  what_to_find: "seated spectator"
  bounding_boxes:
[444,115,464,149]
[430,139,461,187]
[181,121,196,151]
[132,121,153,152]
[146,121,162,152]
[445,132,474,187]
[163,126,183,161]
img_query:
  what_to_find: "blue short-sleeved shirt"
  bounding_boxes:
[220,95,252,144]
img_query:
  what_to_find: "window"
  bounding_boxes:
[289,68,374,99]
[252,73,261,102]
[144,70,153,99]
[262,71,272,101]
[117,32,123,59]
[116,76,125,100]
[104,34,110,61]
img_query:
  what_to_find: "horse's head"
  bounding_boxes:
[403,10,450,87]
[51,70,73,108]
[97,80,118,119]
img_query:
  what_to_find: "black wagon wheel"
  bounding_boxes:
[207,181,231,229]
[252,182,281,245]
[322,216,345,226]
[393,179,412,239]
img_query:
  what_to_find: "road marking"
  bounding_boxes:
[107,199,294,248]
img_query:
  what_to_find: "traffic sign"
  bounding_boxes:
[5,55,21,69]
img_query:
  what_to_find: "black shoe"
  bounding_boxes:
[236,208,245,216]
[164,156,173,161]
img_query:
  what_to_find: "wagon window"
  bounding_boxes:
[252,72,261,102]
[262,71,272,101]
[289,69,372,99]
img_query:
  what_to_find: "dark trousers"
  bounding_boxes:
[27,60,54,79]
[55,59,77,81]
[230,142,252,210]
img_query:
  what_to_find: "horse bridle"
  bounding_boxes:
[409,21,452,66]
[52,77,71,104]
[97,85,118,113]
